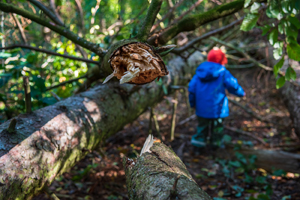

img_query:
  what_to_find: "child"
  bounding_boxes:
[188,48,245,148]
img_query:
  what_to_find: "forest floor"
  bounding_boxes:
[34,67,300,200]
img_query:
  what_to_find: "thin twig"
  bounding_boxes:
[0,44,99,64]
[46,75,87,91]
[170,91,178,141]
[23,76,31,113]
[11,13,27,43]
[224,126,267,145]
[49,0,64,25]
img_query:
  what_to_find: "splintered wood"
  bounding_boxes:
[103,42,169,85]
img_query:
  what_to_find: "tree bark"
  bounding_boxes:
[123,142,211,200]
[280,82,300,138]
[0,54,200,199]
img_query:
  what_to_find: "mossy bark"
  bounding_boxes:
[0,53,203,199]
[123,143,212,200]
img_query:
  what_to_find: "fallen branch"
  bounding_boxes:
[224,126,266,145]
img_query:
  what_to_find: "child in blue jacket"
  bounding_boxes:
[188,49,245,148]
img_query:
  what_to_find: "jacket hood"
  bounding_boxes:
[196,61,225,81]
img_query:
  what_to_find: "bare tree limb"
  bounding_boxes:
[28,0,64,26]
[148,0,267,45]
[11,13,27,43]
[150,0,185,33]
[136,0,163,41]
[0,44,99,64]
[0,2,106,56]
[172,18,244,54]
[46,75,87,91]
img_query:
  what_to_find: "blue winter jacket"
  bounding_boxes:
[188,61,245,119]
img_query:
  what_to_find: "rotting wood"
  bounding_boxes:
[123,142,212,200]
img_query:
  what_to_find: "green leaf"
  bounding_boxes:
[0,73,12,88]
[273,57,284,76]
[285,22,298,40]
[229,161,241,167]
[0,52,12,58]
[285,66,297,81]
[287,40,300,61]
[273,41,283,60]
[288,16,300,29]
[266,0,283,20]
[250,2,260,14]
[244,0,251,8]
[278,21,284,34]
[260,25,271,36]
[241,13,259,31]
[276,76,286,89]
[268,28,278,45]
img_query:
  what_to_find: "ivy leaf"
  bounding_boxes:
[273,41,283,60]
[244,0,251,8]
[241,14,259,31]
[276,76,286,89]
[273,57,284,76]
[267,0,283,20]
[250,2,260,14]
[288,16,300,29]
[268,28,278,45]
[287,40,300,61]
[286,66,296,81]
[285,22,298,40]
[260,25,271,36]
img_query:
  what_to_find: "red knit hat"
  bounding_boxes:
[207,49,228,65]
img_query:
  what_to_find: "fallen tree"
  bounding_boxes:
[0,53,200,199]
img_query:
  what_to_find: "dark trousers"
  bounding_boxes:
[191,117,224,147]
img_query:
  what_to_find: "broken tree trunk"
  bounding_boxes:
[0,54,202,199]
[123,142,211,200]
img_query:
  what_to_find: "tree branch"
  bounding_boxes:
[148,0,267,45]
[0,2,106,56]
[136,0,163,41]
[210,36,274,72]
[49,0,64,25]
[0,44,99,64]
[28,0,64,26]
[46,75,87,91]
[172,17,244,54]
[11,13,27,43]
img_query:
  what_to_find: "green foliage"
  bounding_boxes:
[241,0,300,86]
[276,76,286,89]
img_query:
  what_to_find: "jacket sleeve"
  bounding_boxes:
[224,70,245,97]
[188,76,197,108]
